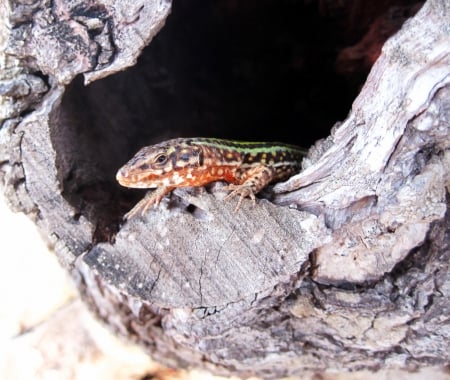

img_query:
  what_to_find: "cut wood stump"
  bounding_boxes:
[0,0,449,378]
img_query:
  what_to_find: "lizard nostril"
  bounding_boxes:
[117,168,128,180]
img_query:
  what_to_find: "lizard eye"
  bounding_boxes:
[154,154,168,164]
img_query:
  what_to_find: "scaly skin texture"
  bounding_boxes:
[116,137,306,218]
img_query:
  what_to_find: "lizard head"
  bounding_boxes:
[116,139,204,188]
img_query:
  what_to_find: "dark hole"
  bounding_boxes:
[186,203,197,214]
[57,0,421,238]
[185,202,211,221]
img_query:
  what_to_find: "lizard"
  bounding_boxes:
[116,137,306,219]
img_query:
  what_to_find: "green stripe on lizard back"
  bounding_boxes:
[188,137,306,154]
[188,137,306,166]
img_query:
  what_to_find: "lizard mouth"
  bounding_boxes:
[116,169,158,189]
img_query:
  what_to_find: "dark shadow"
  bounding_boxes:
[56,0,422,240]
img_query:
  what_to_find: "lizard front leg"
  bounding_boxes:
[125,186,174,219]
[224,165,275,211]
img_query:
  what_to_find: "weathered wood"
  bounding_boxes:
[274,3,450,284]
[86,192,326,307]
[0,0,449,378]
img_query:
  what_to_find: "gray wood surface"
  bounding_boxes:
[1,0,449,377]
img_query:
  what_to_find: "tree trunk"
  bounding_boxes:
[1,0,448,378]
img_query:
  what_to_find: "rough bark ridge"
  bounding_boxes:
[0,0,449,378]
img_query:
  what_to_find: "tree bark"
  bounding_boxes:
[0,0,448,378]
